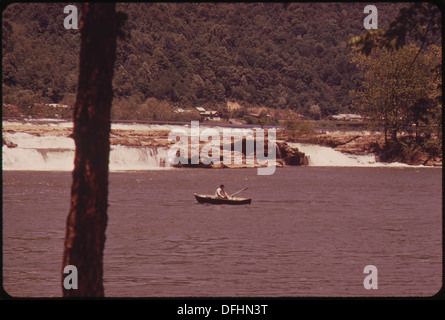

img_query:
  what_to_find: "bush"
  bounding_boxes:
[284,119,316,142]
[377,136,442,164]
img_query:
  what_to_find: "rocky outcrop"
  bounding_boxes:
[315,132,383,155]
[3,137,18,148]
[172,138,308,168]
[276,141,308,165]
[110,128,171,147]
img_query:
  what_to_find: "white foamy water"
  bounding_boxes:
[2,147,74,171]
[111,122,186,132]
[290,143,411,167]
[4,119,188,131]
[2,132,74,171]
[2,131,171,171]
[3,132,75,149]
[3,120,421,170]
[109,146,170,171]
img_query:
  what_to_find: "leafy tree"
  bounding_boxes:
[348,2,441,56]
[309,104,322,120]
[349,2,442,162]
[351,44,441,155]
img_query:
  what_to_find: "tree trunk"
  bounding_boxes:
[391,129,398,143]
[383,124,388,145]
[62,3,118,297]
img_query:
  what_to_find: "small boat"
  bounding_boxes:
[194,193,252,205]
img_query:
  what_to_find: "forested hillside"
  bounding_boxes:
[2,2,407,119]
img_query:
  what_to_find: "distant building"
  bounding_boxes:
[195,107,220,121]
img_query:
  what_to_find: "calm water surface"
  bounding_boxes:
[2,167,442,297]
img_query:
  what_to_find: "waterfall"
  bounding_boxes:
[289,143,411,167]
[2,132,172,171]
[3,120,419,170]
[109,145,170,171]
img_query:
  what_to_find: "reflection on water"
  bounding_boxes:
[2,167,442,297]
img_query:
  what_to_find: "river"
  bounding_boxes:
[2,167,442,297]
[2,121,442,297]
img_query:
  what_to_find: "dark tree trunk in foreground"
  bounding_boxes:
[62,3,118,297]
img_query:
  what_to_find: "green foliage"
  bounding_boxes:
[2,3,410,120]
[243,114,279,127]
[352,43,442,162]
[376,135,442,165]
[283,119,316,142]
[348,3,441,55]
[352,44,441,140]
[110,97,201,121]
[348,2,442,163]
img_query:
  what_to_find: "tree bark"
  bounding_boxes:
[62,3,118,297]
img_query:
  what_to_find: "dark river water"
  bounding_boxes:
[2,167,442,297]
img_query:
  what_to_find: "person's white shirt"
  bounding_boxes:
[215,186,228,199]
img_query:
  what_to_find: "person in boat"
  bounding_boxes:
[215,184,229,199]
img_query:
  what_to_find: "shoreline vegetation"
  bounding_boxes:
[2,117,442,167]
